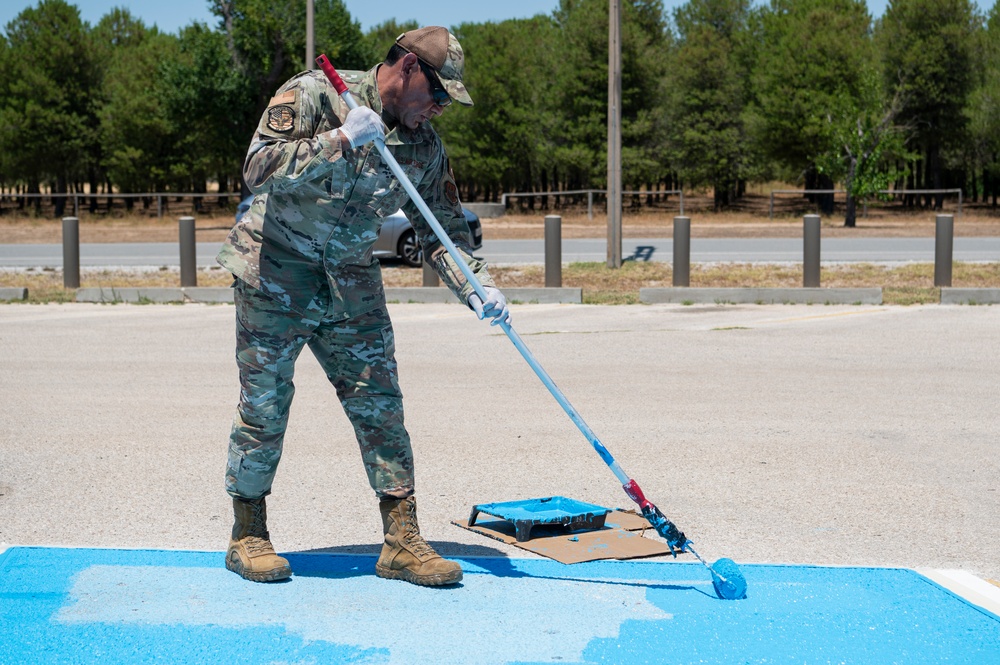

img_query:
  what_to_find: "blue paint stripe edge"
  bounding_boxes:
[3,542,998,618]
[918,575,1000,620]
[0,545,982,572]
[916,570,1000,621]
[0,545,978,574]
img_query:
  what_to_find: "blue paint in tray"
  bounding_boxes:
[468,496,612,541]
[1,546,999,664]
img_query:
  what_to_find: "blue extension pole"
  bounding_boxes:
[316,55,746,600]
[316,55,630,486]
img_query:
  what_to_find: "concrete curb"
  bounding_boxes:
[383,287,460,304]
[183,287,234,304]
[72,287,582,305]
[940,288,1000,305]
[384,287,582,305]
[58,287,1000,307]
[76,287,234,304]
[640,287,883,305]
[0,287,27,301]
[506,287,582,304]
[77,287,185,303]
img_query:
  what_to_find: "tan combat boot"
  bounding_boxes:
[376,496,463,586]
[226,496,292,582]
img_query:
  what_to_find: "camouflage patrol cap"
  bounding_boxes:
[396,26,473,106]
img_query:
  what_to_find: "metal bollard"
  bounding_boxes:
[672,216,690,287]
[179,216,197,287]
[803,214,821,288]
[62,216,80,289]
[422,257,439,286]
[545,215,562,287]
[935,214,953,287]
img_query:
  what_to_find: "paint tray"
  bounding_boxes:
[454,505,673,564]
[468,496,612,542]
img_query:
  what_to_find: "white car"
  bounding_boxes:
[236,196,482,268]
[372,207,483,267]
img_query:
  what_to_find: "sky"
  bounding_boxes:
[2,0,894,35]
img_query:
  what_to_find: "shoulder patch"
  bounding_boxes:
[267,106,296,132]
[269,91,296,106]
[445,181,459,206]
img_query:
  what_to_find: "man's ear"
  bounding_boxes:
[400,52,420,81]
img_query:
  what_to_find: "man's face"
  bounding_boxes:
[395,60,451,130]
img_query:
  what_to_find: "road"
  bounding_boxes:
[2,303,997,576]
[2,236,999,267]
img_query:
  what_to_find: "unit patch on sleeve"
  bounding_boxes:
[445,181,459,206]
[267,106,296,132]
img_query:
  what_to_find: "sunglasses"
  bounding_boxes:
[418,59,453,108]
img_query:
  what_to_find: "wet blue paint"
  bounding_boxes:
[640,503,687,553]
[470,497,612,541]
[591,439,617,467]
[710,557,748,600]
[2,547,999,664]
[472,497,611,523]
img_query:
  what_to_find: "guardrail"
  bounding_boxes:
[500,189,684,219]
[768,188,963,219]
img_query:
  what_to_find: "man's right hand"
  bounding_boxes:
[338,107,386,149]
[468,286,511,327]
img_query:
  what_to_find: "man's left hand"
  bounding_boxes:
[468,286,511,327]
[338,106,386,149]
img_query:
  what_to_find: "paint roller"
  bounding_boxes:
[316,55,747,601]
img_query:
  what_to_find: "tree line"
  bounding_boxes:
[1,0,997,225]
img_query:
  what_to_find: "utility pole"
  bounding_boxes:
[306,0,315,67]
[607,0,622,268]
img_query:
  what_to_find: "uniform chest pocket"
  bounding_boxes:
[325,159,348,200]
[370,163,420,218]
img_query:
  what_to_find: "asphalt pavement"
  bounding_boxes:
[1,302,997,580]
[2,236,1000,267]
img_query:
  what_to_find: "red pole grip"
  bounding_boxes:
[623,479,653,511]
[315,54,348,95]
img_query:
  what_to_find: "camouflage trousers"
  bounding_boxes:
[226,280,414,500]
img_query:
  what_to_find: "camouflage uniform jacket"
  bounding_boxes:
[217,66,495,319]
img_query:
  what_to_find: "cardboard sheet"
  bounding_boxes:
[453,509,673,564]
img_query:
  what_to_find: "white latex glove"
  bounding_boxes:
[338,106,386,149]
[468,286,511,327]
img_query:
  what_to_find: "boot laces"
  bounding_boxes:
[402,505,435,557]
[243,535,274,555]
[244,501,274,555]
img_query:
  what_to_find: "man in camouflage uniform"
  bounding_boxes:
[217,26,510,587]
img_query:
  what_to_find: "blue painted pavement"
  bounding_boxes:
[1,547,998,664]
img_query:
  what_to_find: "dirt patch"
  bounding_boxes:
[0,217,232,244]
